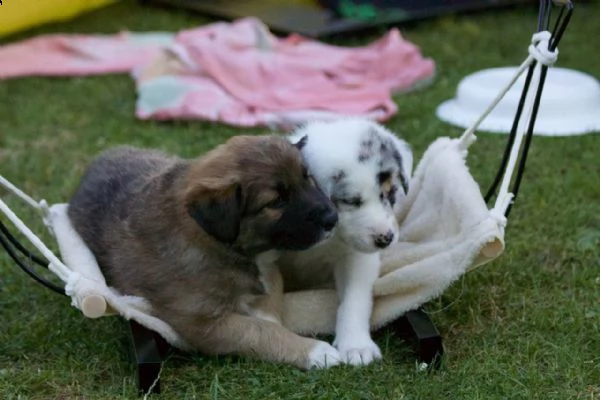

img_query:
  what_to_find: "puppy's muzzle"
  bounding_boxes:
[374,230,394,249]
[318,208,338,232]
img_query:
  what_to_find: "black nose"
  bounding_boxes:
[320,209,338,231]
[374,230,394,248]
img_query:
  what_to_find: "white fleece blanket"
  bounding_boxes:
[281,136,506,335]
[41,135,506,347]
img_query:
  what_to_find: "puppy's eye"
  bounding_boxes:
[340,196,363,207]
[381,186,398,206]
[266,183,289,209]
[266,196,286,209]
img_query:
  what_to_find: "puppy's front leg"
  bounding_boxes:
[249,251,285,324]
[333,253,382,366]
[186,313,342,370]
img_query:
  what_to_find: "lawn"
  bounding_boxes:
[0,1,599,399]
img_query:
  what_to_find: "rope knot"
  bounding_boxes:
[529,31,558,66]
[490,192,514,227]
[65,271,83,297]
[489,208,508,228]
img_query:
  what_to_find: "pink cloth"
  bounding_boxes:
[0,18,435,128]
[0,32,168,77]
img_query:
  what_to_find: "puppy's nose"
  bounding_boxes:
[320,209,338,231]
[374,230,394,248]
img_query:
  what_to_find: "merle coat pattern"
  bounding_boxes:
[278,119,413,366]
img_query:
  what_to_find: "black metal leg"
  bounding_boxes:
[128,320,164,395]
[125,308,443,394]
[392,309,444,369]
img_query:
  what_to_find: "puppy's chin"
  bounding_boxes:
[320,229,335,242]
[307,229,335,249]
[338,234,382,254]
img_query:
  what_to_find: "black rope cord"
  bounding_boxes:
[0,218,66,295]
[0,217,47,266]
[484,0,574,219]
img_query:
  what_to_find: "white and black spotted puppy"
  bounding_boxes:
[278,118,413,366]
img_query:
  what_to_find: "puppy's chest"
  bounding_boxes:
[198,258,263,295]
[278,241,354,291]
[168,251,264,304]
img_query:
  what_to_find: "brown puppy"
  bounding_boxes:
[67,135,342,369]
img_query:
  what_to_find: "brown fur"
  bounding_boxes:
[67,135,338,369]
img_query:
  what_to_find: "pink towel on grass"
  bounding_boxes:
[0,32,173,77]
[0,18,435,128]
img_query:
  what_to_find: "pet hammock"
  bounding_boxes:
[0,0,573,384]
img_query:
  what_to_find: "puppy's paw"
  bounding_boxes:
[333,336,382,366]
[306,341,342,369]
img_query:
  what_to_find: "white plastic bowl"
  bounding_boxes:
[436,67,600,136]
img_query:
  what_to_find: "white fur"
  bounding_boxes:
[307,341,342,369]
[332,248,382,365]
[282,118,413,366]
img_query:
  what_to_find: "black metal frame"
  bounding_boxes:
[484,0,573,217]
[0,0,573,395]
[0,219,65,295]
[129,309,443,395]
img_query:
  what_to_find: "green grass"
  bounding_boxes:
[1,1,599,399]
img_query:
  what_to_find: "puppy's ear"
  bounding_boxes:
[392,137,413,195]
[292,135,308,150]
[185,178,243,243]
